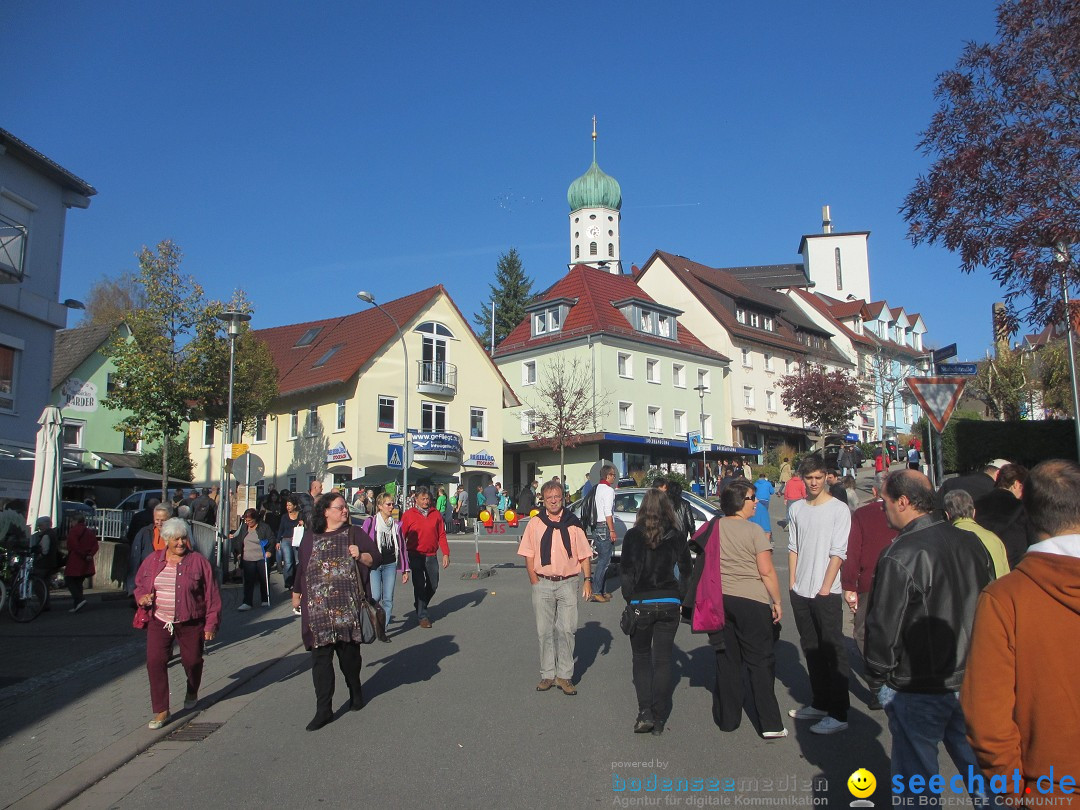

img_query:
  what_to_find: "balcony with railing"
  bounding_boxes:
[416,361,457,396]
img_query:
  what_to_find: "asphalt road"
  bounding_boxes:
[61,499,916,810]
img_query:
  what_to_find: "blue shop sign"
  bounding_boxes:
[411,432,462,454]
[603,433,759,456]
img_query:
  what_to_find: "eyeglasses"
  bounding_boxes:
[328,504,349,512]
[745,495,757,501]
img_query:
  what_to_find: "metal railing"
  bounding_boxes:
[417,361,457,392]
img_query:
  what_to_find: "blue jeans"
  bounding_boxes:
[880,686,988,804]
[592,525,614,595]
[369,562,397,630]
[279,540,296,588]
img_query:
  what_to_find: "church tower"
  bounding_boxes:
[567,118,622,273]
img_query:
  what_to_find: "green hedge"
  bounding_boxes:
[752,464,781,483]
[922,419,1078,471]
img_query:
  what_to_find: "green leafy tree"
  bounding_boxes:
[777,363,863,435]
[103,240,223,498]
[196,289,279,436]
[473,248,534,352]
[139,436,194,481]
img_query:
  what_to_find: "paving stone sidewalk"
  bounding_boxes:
[0,577,304,810]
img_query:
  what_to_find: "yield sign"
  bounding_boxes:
[907,376,967,433]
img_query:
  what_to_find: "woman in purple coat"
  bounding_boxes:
[291,492,380,731]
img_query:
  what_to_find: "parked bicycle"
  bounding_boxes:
[5,546,48,622]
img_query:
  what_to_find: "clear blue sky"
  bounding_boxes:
[5,1,1006,360]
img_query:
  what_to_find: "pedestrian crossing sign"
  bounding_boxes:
[387,444,404,469]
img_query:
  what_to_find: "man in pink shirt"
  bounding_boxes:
[400,486,450,629]
[518,480,593,696]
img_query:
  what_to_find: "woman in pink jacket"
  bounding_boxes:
[134,517,221,729]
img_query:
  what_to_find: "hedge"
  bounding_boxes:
[921,419,1078,472]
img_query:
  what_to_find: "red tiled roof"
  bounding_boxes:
[250,285,525,403]
[816,293,868,320]
[493,264,728,362]
[789,288,876,349]
[642,251,809,356]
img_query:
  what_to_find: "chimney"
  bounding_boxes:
[822,205,832,234]
[992,302,1011,357]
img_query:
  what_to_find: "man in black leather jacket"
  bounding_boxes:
[864,470,993,803]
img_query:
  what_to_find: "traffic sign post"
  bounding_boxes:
[907,376,968,488]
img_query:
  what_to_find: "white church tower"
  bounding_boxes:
[567,117,622,274]
[799,205,872,302]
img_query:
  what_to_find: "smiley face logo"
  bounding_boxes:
[848,768,877,799]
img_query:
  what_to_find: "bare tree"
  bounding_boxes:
[526,356,607,485]
[862,350,908,461]
[80,272,147,326]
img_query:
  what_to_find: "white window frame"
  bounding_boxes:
[697,368,710,393]
[336,398,346,432]
[763,316,774,332]
[61,419,85,449]
[647,405,662,434]
[617,352,633,379]
[766,390,776,412]
[378,396,397,432]
[646,357,660,384]
[743,386,755,409]
[254,415,267,443]
[470,406,487,440]
[421,401,447,432]
[306,405,318,437]
[203,421,215,448]
[741,348,752,368]
[618,401,634,429]
[750,312,761,328]
[764,352,774,372]
[673,409,687,436]
[520,409,537,435]
[672,363,686,388]
[702,413,713,440]
[522,361,536,386]
[735,307,746,324]
[289,409,299,440]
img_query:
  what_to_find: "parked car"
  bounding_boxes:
[114,489,169,513]
[567,487,720,559]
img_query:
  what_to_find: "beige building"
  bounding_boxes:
[187,285,518,501]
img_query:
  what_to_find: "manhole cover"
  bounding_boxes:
[167,722,222,742]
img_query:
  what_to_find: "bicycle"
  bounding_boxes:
[7,547,48,622]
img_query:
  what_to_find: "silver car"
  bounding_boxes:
[568,487,720,557]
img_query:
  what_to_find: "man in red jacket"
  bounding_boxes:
[400,486,450,628]
[840,473,897,709]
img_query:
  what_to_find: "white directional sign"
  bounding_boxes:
[907,377,967,434]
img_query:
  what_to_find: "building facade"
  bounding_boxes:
[0,128,95,498]
[186,286,516,503]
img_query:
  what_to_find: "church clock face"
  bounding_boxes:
[587,225,600,238]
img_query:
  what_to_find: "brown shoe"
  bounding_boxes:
[419,618,432,628]
[536,678,555,692]
[555,678,577,696]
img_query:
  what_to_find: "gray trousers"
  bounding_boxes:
[531,577,578,680]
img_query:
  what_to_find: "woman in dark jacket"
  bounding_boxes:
[974,463,1034,569]
[231,508,275,610]
[291,493,380,731]
[619,489,692,736]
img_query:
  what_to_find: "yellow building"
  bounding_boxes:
[187,285,518,500]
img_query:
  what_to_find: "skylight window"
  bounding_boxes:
[313,344,343,368]
[295,327,322,347]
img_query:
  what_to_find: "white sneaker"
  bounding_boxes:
[809,717,849,735]
[261,601,271,608]
[237,604,252,612]
[788,706,828,720]
[762,729,788,739]
[292,607,302,616]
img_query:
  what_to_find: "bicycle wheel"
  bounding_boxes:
[9,576,47,622]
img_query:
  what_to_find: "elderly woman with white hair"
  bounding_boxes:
[134,517,221,729]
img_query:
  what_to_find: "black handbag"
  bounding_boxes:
[357,595,384,644]
[619,604,637,636]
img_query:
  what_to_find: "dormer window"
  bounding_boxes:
[736,308,747,324]
[531,305,566,337]
[640,311,653,332]
[615,299,680,341]
[763,317,774,332]
[750,313,761,328]
[657,315,671,338]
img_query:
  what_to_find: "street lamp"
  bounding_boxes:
[917,353,937,487]
[357,291,409,515]
[695,383,708,496]
[216,309,250,582]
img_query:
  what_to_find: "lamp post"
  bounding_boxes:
[1055,244,1080,458]
[357,291,409,515]
[918,353,937,487]
[695,383,708,497]
[216,309,250,583]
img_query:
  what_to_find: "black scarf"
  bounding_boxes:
[538,509,583,567]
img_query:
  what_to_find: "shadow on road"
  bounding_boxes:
[362,635,460,703]
[573,620,613,682]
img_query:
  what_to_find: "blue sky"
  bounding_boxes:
[5,1,1006,359]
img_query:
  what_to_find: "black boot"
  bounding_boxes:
[339,643,365,711]
[308,647,335,731]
